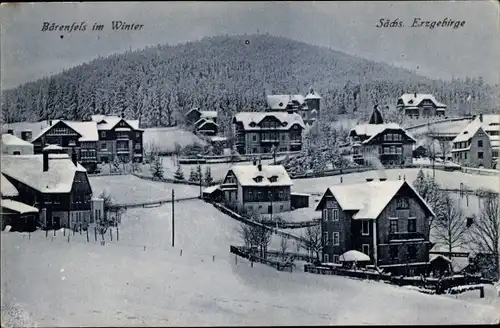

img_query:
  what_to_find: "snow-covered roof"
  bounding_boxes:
[398,94,447,108]
[1,173,19,197]
[185,108,201,116]
[305,91,321,100]
[210,136,228,142]
[233,112,305,130]
[266,95,305,110]
[198,120,218,130]
[1,199,39,214]
[32,120,99,142]
[91,115,141,131]
[200,111,218,119]
[453,114,500,144]
[227,164,293,187]
[202,185,221,194]
[315,179,436,219]
[340,250,370,262]
[1,134,33,147]
[351,123,416,143]
[1,154,87,194]
[43,144,64,151]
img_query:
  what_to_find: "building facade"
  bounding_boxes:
[396,93,447,118]
[92,115,144,163]
[451,114,498,169]
[233,112,305,155]
[315,178,435,275]
[220,162,293,215]
[266,88,321,125]
[1,133,34,155]
[350,108,416,166]
[1,148,95,230]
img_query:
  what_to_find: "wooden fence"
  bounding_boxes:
[258,218,320,229]
[230,245,295,272]
[110,196,199,210]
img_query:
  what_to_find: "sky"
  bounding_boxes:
[1,1,499,90]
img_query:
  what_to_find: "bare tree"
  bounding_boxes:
[413,168,447,231]
[433,193,468,265]
[437,138,452,162]
[469,189,500,280]
[280,236,289,261]
[303,224,322,263]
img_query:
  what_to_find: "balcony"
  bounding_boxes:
[260,139,279,143]
[388,232,425,242]
[116,148,130,154]
[290,139,302,145]
[116,134,129,140]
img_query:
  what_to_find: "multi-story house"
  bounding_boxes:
[350,107,416,166]
[451,114,498,169]
[219,161,293,215]
[1,132,34,155]
[396,93,447,118]
[315,177,436,275]
[233,112,305,155]
[185,108,218,125]
[91,115,144,163]
[266,88,321,125]
[194,117,218,136]
[31,119,99,172]
[1,146,95,230]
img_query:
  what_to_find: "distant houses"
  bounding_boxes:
[315,177,435,275]
[451,113,499,169]
[220,160,293,215]
[266,88,321,125]
[397,93,447,118]
[1,146,100,231]
[185,108,219,136]
[233,112,305,155]
[1,132,34,155]
[349,106,416,166]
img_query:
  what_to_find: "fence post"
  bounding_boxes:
[63,228,66,236]
[79,224,82,235]
[28,231,31,239]
[117,227,119,241]
[144,245,146,251]
[67,231,70,243]
[86,229,89,242]
[46,229,48,238]
[110,228,113,241]
[94,227,97,241]
[180,249,183,256]
[212,255,215,262]
[235,254,238,265]
[480,286,484,298]
[54,229,56,236]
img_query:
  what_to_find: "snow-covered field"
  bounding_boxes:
[3,200,499,326]
[143,127,207,153]
[89,175,200,204]
[406,118,472,137]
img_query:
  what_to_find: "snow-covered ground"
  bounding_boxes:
[3,199,499,326]
[143,127,207,153]
[89,175,200,204]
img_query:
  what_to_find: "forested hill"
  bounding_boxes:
[2,34,497,132]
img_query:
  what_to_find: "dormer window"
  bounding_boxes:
[268,175,278,183]
[253,175,263,183]
[281,121,288,127]
[408,100,413,104]
[463,131,468,134]
[278,102,283,107]
[249,122,256,127]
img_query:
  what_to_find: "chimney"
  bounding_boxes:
[42,150,49,172]
[7,129,14,135]
[366,178,374,182]
[414,92,417,98]
[479,113,483,122]
[69,140,78,167]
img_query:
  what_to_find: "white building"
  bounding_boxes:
[1,133,34,155]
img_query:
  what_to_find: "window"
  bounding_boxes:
[135,144,141,150]
[333,232,339,246]
[389,218,399,233]
[100,131,106,138]
[12,150,21,155]
[464,152,467,159]
[407,217,417,232]
[362,244,370,256]
[333,209,339,221]
[478,140,483,148]
[280,205,284,210]
[397,197,409,209]
[323,232,329,246]
[324,253,329,263]
[333,255,340,264]
[101,142,107,151]
[136,132,140,138]
[253,148,258,153]
[390,245,399,259]
[384,146,390,154]
[252,135,257,141]
[281,134,286,140]
[362,220,370,235]
[407,245,417,259]
[466,217,474,228]
[323,209,327,220]
[248,205,253,212]
[493,150,499,158]
[478,152,484,159]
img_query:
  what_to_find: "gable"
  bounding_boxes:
[112,119,134,131]
[33,120,81,143]
[222,170,238,184]
[259,115,282,127]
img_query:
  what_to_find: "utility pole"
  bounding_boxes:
[172,189,175,247]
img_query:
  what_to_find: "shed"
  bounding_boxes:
[291,192,310,209]
[429,254,452,277]
[202,185,223,202]
[1,199,39,232]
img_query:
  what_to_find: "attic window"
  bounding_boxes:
[490,123,499,126]
[463,131,468,134]
[278,102,283,107]
[281,121,288,127]
[268,175,278,183]
[408,100,413,104]
[249,122,256,127]
[253,175,263,183]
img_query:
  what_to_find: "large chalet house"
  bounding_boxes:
[219,161,293,215]
[315,177,436,275]
[266,88,321,125]
[233,112,305,155]
[91,115,144,163]
[396,93,447,118]
[451,114,499,169]
[185,108,218,136]
[350,107,416,166]
[1,146,98,230]
[31,115,144,172]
